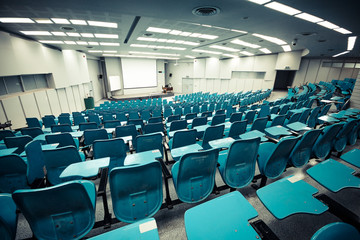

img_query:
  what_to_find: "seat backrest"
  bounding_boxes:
[270,106,279,114]
[26,117,41,128]
[313,123,344,159]
[51,124,72,133]
[127,119,144,130]
[46,133,77,148]
[0,194,17,240]
[25,140,46,185]
[307,106,321,128]
[87,115,101,126]
[271,115,286,127]
[278,104,290,115]
[109,161,163,223]
[185,113,197,120]
[174,107,182,116]
[215,109,225,115]
[334,119,357,152]
[169,119,187,132]
[171,129,197,149]
[79,122,98,131]
[202,124,225,149]
[102,113,114,122]
[0,130,15,141]
[20,127,43,139]
[244,110,256,124]
[43,146,83,185]
[257,105,270,118]
[298,108,311,124]
[4,135,33,154]
[103,120,121,129]
[42,117,56,128]
[116,112,128,122]
[319,104,331,117]
[221,138,260,188]
[289,129,322,167]
[144,122,164,134]
[152,109,162,118]
[311,222,360,240]
[12,180,96,240]
[229,112,242,123]
[191,117,207,128]
[210,114,226,126]
[250,117,268,132]
[128,111,140,120]
[83,129,108,146]
[0,154,29,193]
[228,120,247,138]
[141,110,151,121]
[136,133,163,156]
[163,108,173,119]
[93,138,127,168]
[192,105,200,114]
[58,115,72,126]
[173,148,219,203]
[148,116,162,123]
[287,112,301,124]
[73,115,86,126]
[260,136,300,178]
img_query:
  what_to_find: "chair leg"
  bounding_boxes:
[212,183,220,195]
[98,167,112,228]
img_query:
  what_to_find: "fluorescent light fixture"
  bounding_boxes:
[33,18,53,24]
[80,33,94,38]
[231,29,248,34]
[76,41,88,45]
[180,32,191,36]
[212,26,230,31]
[347,36,357,51]
[88,50,103,53]
[192,49,222,55]
[88,42,99,46]
[175,40,184,44]
[166,39,176,43]
[222,54,238,58]
[240,51,254,56]
[334,28,352,34]
[39,40,64,44]
[171,47,186,50]
[264,2,301,15]
[64,41,76,45]
[103,50,117,53]
[252,33,287,45]
[20,31,52,36]
[115,54,180,60]
[51,18,70,24]
[88,20,117,28]
[202,24,212,28]
[130,44,148,48]
[146,27,171,33]
[231,39,261,48]
[332,51,350,57]
[129,51,180,56]
[183,41,199,46]
[281,45,291,52]
[70,19,87,25]
[51,32,66,36]
[259,48,272,54]
[317,21,339,29]
[295,13,323,23]
[100,42,120,46]
[210,45,240,52]
[199,34,218,40]
[66,32,80,37]
[185,55,196,59]
[137,37,157,42]
[247,0,271,5]
[102,54,116,57]
[0,18,34,23]
[157,39,167,42]
[169,30,182,35]
[190,33,202,38]
[94,33,118,39]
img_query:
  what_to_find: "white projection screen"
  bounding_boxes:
[121,58,157,89]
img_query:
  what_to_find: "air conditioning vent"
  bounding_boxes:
[192,6,220,16]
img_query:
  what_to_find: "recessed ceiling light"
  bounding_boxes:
[332,51,350,57]
[80,33,94,38]
[88,21,117,28]
[231,39,261,48]
[64,41,77,45]
[281,45,292,52]
[347,36,357,51]
[252,33,287,45]
[51,18,70,24]
[247,0,271,5]
[20,31,52,36]
[222,53,238,58]
[70,19,87,25]
[0,18,34,23]
[192,49,222,54]
[317,21,339,29]
[94,33,118,39]
[295,13,323,23]
[33,18,53,24]
[39,40,64,44]
[146,27,171,33]
[185,55,196,59]
[210,45,240,52]
[51,32,66,36]
[259,48,272,54]
[100,42,120,46]
[334,28,352,34]
[77,41,88,45]
[88,42,99,46]
[240,51,254,56]
[264,2,301,16]
[66,32,80,37]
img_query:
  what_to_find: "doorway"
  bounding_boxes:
[273,70,296,90]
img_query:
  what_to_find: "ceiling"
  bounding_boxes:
[0,0,359,60]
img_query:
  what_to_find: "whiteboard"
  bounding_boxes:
[121,58,157,89]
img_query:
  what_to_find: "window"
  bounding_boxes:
[0,73,49,96]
